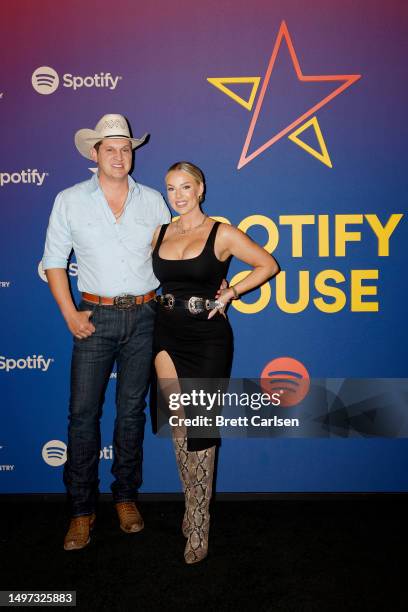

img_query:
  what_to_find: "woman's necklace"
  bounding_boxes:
[176,214,207,235]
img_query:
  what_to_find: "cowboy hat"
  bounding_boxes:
[74,114,148,160]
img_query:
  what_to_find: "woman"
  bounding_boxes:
[152,161,279,564]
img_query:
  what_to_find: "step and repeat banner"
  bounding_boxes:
[1,0,407,493]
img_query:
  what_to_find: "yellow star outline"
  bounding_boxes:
[288,116,333,168]
[206,77,261,111]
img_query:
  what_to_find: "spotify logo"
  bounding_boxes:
[261,357,310,407]
[42,440,67,467]
[31,66,60,95]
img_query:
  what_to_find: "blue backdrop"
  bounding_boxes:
[1,0,407,493]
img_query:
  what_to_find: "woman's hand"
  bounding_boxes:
[208,287,234,319]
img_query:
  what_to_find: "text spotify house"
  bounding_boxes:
[215,212,403,314]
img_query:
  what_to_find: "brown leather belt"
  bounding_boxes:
[82,290,156,309]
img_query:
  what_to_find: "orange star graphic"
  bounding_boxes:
[236,21,361,169]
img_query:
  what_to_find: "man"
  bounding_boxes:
[42,114,170,550]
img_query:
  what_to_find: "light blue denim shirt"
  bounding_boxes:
[42,173,170,296]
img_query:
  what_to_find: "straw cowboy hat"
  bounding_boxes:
[75,114,148,160]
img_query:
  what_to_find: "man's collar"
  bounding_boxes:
[89,172,139,195]
[127,174,138,194]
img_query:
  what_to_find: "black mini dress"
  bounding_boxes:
[152,221,234,451]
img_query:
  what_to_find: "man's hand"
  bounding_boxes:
[66,310,95,339]
[44,269,96,339]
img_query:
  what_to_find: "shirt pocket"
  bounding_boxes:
[71,217,107,250]
[121,217,157,252]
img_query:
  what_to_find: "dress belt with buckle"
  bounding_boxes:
[156,294,221,314]
[82,290,156,309]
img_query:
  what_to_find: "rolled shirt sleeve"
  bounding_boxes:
[42,191,73,270]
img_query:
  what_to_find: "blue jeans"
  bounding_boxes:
[63,299,156,516]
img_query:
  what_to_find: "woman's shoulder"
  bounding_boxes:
[215,220,242,242]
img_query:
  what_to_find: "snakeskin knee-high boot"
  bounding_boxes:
[172,434,192,537]
[184,446,216,564]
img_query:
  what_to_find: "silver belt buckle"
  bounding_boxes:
[163,293,175,310]
[188,296,204,314]
[113,294,135,309]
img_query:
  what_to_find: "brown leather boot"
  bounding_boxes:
[173,434,192,537]
[115,502,144,533]
[63,513,96,551]
[184,446,216,564]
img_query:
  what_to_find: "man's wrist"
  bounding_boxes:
[61,304,78,322]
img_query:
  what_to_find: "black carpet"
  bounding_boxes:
[0,497,406,611]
